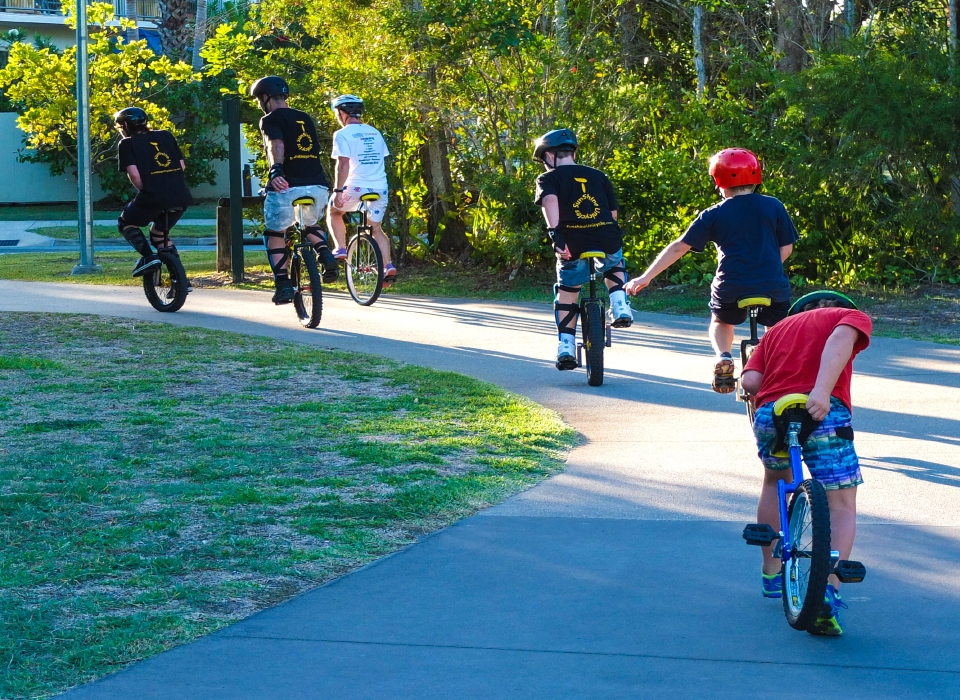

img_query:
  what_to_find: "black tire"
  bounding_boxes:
[582,301,605,387]
[143,251,187,313]
[292,248,323,328]
[346,233,384,306]
[783,479,832,631]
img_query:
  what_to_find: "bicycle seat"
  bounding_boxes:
[737,295,772,309]
[579,251,606,260]
[292,197,315,207]
[360,193,380,202]
[773,393,809,416]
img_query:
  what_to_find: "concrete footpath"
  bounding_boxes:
[2,282,959,698]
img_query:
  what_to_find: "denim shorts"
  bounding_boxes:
[753,397,863,490]
[263,185,329,232]
[557,249,625,288]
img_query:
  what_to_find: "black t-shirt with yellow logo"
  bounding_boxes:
[534,164,623,257]
[118,130,193,209]
[259,107,331,191]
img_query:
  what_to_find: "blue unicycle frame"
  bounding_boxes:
[742,393,866,631]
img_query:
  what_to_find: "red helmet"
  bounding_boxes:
[708,148,762,188]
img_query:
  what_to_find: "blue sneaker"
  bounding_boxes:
[807,584,848,636]
[762,571,782,598]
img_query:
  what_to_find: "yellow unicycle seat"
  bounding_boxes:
[292,196,315,207]
[738,295,772,309]
[579,251,606,260]
[360,192,380,202]
[773,393,809,416]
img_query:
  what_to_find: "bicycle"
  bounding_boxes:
[742,394,866,631]
[278,195,324,329]
[341,192,385,306]
[573,251,614,387]
[143,208,188,313]
[735,295,770,424]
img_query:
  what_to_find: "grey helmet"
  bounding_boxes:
[533,128,578,164]
[331,94,364,117]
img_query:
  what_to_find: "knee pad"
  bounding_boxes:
[603,264,628,294]
[553,284,581,337]
[119,224,151,257]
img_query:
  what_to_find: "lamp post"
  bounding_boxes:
[72,0,101,275]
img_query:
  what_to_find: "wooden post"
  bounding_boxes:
[216,203,232,272]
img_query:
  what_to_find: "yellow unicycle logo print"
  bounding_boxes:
[572,177,600,220]
[150,142,172,168]
[296,121,313,152]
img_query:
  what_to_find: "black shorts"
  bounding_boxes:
[119,198,187,233]
[710,298,790,327]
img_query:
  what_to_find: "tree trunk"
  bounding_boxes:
[618,0,639,71]
[419,127,470,259]
[554,0,569,54]
[950,0,958,57]
[157,0,195,59]
[191,0,207,70]
[125,0,140,43]
[693,5,706,97]
[775,0,807,73]
[844,0,856,38]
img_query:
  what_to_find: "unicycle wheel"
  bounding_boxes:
[783,479,832,630]
[143,252,187,313]
[582,301,605,387]
[346,233,384,306]
[292,249,323,328]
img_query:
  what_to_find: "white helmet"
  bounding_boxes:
[331,94,363,116]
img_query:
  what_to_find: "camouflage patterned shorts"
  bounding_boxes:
[753,397,863,490]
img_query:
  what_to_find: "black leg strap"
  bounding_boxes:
[554,301,580,336]
[603,264,628,293]
[557,283,580,294]
[265,246,290,278]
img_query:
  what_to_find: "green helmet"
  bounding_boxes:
[788,290,858,316]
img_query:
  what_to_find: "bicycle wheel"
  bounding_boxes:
[143,252,187,313]
[783,479,832,631]
[345,233,384,306]
[582,301,605,387]
[292,248,323,328]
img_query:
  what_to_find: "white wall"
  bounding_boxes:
[0,114,252,204]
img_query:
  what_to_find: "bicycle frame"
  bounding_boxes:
[776,423,805,564]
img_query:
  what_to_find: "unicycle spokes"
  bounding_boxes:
[346,233,384,306]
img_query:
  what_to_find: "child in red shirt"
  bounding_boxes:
[740,290,872,636]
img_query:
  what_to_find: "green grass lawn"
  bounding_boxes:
[27,225,217,240]
[0,313,576,699]
[0,250,956,345]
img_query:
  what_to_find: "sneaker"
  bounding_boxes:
[165,279,194,300]
[556,336,578,371]
[807,584,847,636]
[762,571,783,599]
[318,248,339,283]
[383,263,397,288]
[712,356,736,394]
[333,247,348,261]
[608,297,634,328]
[132,255,161,277]
[272,278,295,305]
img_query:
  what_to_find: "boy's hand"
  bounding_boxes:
[625,275,650,296]
[806,389,832,421]
[555,245,571,261]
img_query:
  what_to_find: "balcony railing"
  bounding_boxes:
[0,0,160,21]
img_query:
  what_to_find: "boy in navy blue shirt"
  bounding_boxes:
[625,149,797,392]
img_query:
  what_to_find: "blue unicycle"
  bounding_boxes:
[742,394,866,630]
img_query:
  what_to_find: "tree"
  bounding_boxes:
[157,0,195,58]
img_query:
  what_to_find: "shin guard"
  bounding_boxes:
[603,264,628,294]
[119,224,152,257]
[554,283,580,338]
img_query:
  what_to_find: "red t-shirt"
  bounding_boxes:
[744,307,873,410]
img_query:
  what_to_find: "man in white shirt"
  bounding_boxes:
[326,94,395,284]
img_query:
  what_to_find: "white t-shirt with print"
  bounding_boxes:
[331,123,389,190]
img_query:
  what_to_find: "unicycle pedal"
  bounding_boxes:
[742,523,778,546]
[835,560,866,583]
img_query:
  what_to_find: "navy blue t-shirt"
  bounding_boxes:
[681,193,798,304]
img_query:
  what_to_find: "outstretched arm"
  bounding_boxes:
[806,324,860,421]
[625,238,692,295]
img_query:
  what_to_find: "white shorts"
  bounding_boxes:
[263,185,329,233]
[335,186,388,224]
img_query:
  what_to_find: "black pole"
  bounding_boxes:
[222,97,244,283]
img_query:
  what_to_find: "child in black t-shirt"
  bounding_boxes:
[114,107,194,279]
[625,148,797,393]
[250,75,339,305]
[533,128,633,371]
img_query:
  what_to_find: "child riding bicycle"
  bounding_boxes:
[740,290,872,636]
[533,128,633,370]
[625,149,797,392]
[114,107,193,283]
[325,94,396,286]
[250,76,340,305]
